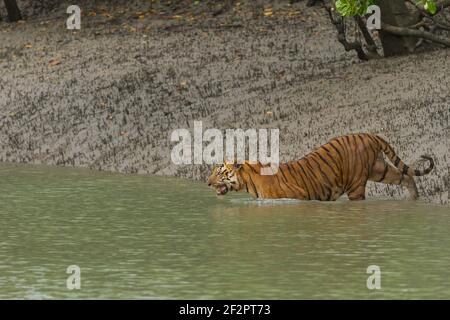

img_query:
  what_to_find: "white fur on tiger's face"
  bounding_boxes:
[207,163,242,196]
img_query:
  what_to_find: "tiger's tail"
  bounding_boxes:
[373,135,434,176]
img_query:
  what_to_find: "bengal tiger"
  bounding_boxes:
[207,133,434,201]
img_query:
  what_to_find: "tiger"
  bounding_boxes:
[207,133,434,201]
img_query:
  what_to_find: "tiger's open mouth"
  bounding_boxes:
[216,184,229,196]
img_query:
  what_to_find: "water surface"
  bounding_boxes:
[0,163,449,299]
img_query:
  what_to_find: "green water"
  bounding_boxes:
[0,163,449,299]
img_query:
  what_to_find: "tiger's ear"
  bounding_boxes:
[233,163,243,170]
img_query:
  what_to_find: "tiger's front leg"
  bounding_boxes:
[347,184,367,200]
[283,182,309,200]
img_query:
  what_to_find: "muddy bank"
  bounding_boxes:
[0,0,449,204]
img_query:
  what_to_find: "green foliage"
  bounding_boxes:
[420,0,438,14]
[335,0,438,17]
[335,0,375,17]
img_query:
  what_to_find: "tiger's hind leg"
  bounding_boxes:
[369,159,419,200]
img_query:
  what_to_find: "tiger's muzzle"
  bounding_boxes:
[207,180,232,196]
[215,183,229,196]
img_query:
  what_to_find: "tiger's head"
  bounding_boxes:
[207,163,243,196]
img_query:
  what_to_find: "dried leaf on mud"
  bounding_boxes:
[48,59,60,67]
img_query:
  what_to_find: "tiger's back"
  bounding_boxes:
[287,133,382,200]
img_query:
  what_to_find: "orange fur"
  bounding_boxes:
[207,133,434,201]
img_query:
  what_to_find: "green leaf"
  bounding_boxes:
[335,0,350,17]
[335,0,377,17]
[424,0,437,15]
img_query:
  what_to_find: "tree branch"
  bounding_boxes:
[325,6,369,60]
[437,0,450,12]
[408,0,450,14]
[4,0,22,21]
[405,0,450,32]
[355,16,380,56]
[381,23,450,47]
